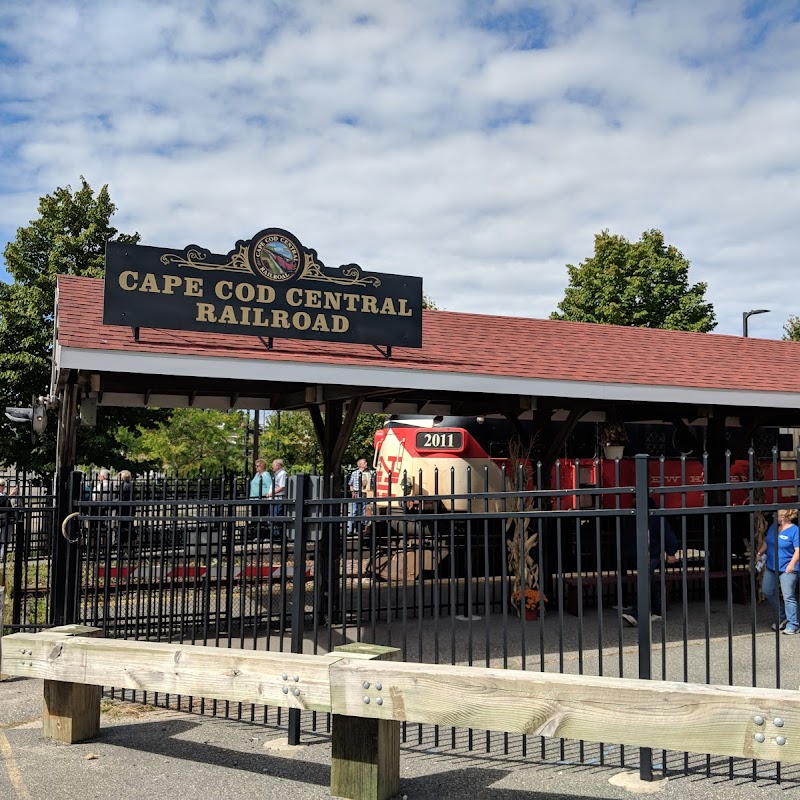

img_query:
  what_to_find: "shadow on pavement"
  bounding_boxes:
[97,716,331,787]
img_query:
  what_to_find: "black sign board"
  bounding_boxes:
[103,229,423,348]
[414,430,465,452]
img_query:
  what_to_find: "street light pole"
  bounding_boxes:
[742,308,770,337]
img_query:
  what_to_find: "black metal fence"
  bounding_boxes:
[2,453,800,785]
[0,470,56,632]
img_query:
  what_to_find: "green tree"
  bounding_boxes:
[0,178,166,471]
[550,229,716,332]
[783,316,800,341]
[124,408,248,476]
[344,413,387,469]
[259,411,320,474]
[258,410,386,476]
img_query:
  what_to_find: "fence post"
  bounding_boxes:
[11,509,24,627]
[224,474,236,628]
[51,471,84,627]
[288,473,310,746]
[634,454,653,781]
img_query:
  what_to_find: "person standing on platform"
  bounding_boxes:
[93,469,111,498]
[271,458,288,535]
[757,508,800,635]
[349,458,374,534]
[622,498,679,627]
[249,459,273,533]
[117,469,134,548]
[91,469,113,539]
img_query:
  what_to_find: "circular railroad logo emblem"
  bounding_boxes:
[252,231,301,282]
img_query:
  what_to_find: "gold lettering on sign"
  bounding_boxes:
[361,296,378,314]
[252,308,270,326]
[293,312,311,330]
[196,303,216,322]
[272,309,290,328]
[119,271,138,291]
[119,272,206,296]
[139,273,160,293]
[257,285,276,303]
[217,306,239,324]
[162,275,182,294]
[191,292,386,334]
[185,277,204,297]
[211,281,276,305]
[323,292,340,310]
[305,289,321,308]
[237,283,255,303]
[215,281,233,301]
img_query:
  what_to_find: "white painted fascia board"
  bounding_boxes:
[56,345,800,410]
[99,393,273,410]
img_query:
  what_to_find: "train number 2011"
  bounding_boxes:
[414,431,463,451]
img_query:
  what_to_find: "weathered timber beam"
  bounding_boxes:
[328,658,800,764]
[1,632,335,713]
[7,632,800,766]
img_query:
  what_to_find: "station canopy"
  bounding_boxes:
[53,274,800,429]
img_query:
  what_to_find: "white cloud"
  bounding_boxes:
[0,0,798,339]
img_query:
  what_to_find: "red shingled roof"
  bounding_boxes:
[56,275,800,393]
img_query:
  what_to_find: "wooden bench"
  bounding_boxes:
[561,563,751,616]
[4,624,800,799]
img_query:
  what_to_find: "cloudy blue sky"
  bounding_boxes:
[1,0,798,339]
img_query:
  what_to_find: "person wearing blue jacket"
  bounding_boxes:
[756,508,800,635]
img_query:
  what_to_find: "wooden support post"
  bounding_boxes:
[42,625,103,744]
[330,643,402,800]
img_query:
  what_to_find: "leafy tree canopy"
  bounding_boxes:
[783,316,800,342]
[120,407,386,479]
[119,408,248,477]
[0,177,166,471]
[258,410,386,476]
[550,229,716,332]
